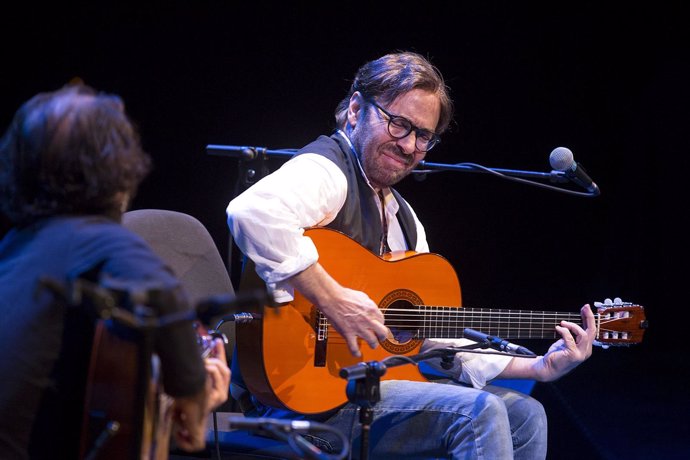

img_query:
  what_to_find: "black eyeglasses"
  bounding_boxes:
[365,98,441,152]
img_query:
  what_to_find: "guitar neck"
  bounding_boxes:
[387,306,585,341]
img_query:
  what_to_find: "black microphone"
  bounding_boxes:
[549,147,600,195]
[339,361,387,380]
[227,415,314,433]
[463,328,537,357]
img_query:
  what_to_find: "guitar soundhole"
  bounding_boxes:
[386,299,422,343]
[379,289,423,354]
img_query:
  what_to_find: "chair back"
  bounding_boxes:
[122,209,234,301]
[122,209,235,347]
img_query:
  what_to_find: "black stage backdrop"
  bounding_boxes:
[2,2,688,459]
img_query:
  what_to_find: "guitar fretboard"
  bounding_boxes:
[384,306,585,340]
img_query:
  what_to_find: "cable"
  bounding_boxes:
[229,418,350,460]
[211,411,221,460]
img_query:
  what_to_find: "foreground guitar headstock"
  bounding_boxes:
[593,297,647,348]
[194,322,229,359]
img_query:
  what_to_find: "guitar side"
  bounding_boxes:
[236,227,462,415]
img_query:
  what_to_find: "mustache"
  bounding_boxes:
[384,145,413,166]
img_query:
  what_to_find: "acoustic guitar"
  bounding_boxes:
[80,319,221,459]
[235,227,648,415]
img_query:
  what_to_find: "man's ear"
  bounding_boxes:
[347,91,364,129]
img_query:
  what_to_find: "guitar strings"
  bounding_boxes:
[380,307,584,332]
[381,308,629,333]
[317,306,634,340]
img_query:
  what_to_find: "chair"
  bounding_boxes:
[121,209,236,311]
[122,209,305,460]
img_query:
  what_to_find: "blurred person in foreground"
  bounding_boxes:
[0,83,230,459]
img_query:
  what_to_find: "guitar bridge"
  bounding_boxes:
[314,310,328,367]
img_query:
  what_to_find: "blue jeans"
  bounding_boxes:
[254,379,547,459]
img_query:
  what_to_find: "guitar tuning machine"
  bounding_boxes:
[594,297,626,308]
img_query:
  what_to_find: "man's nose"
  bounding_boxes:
[396,132,417,155]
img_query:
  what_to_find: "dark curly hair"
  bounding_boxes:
[0,83,151,225]
[334,51,454,134]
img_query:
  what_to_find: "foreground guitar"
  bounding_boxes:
[80,319,222,459]
[235,228,647,415]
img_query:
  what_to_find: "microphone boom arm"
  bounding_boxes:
[205,143,599,197]
[206,144,297,160]
[416,160,569,182]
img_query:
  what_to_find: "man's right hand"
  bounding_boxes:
[290,262,389,357]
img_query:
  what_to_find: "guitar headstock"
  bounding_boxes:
[593,297,647,348]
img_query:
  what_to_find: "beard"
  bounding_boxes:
[360,143,416,188]
[348,109,420,188]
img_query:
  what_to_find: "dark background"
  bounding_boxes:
[2,2,688,458]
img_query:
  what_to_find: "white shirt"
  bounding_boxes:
[226,135,512,388]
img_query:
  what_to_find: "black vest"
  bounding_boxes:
[294,133,418,253]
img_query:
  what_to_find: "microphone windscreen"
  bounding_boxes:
[549,147,574,171]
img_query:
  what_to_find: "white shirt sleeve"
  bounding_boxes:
[420,338,513,389]
[226,153,347,302]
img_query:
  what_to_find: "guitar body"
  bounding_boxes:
[80,320,166,459]
[81,320,215,459]
[236,227,462,414]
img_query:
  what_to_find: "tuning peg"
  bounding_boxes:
[593,298,614,307]
[594,297,631,308]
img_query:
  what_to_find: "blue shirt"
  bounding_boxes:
[0,215,206,459]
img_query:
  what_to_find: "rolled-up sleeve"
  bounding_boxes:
[227,154,347,301]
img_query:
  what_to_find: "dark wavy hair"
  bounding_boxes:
[334,51,454,134]
[0,83,151,225]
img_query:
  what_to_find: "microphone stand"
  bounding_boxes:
[206,143,600,201]
[339,344,488,460]
[205,143,568,186]
[206,144,296,192]
[206,144,297,286]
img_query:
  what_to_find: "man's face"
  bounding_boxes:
[347,88,440,189]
